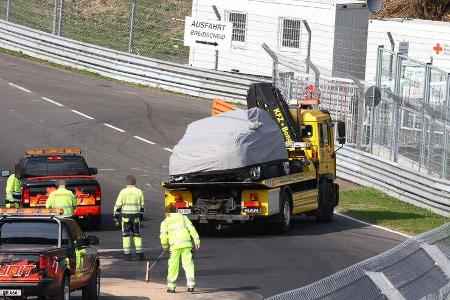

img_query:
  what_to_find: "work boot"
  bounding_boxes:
[167,288,176,293]
[124,253,132,261]
[137,253,145,261]
[187,288,195,292]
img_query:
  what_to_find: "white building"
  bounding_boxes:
[189,0,370,79]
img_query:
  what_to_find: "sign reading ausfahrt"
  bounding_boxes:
[184,17,233,51]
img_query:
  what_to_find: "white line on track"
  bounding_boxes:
[133,135,155,145]
[98,168,116,171]
[8,83,31,93]
[104,123,126,133]
[42,97,64,107]
[335,212,411,238]
[163,148,173,152]
[71,109,94,120]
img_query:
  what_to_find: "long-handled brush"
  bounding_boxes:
[146,251,166,283]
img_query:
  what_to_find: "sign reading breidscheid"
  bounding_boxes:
[184,17,233,51]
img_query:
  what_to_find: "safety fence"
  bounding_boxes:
[267,222,450,300]
[0,20,264,102]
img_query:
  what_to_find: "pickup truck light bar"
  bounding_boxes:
[26,149,81,155]
[0,208,64,217]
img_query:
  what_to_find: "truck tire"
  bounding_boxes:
[55,275,70,300]
[274,189,292,233]
[82,266,100,300]
[316,178,334,223]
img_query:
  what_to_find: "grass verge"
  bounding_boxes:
[337,188,449,236]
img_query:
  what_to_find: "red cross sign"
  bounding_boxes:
[434,43,443,55]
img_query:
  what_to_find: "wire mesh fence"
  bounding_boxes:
[267,223,450,300]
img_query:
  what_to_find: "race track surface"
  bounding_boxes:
[0,54,405,298]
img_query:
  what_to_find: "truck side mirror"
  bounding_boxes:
[87,235,99,246]
[1,170,10,177]
[337,121,346,145]
[88,168,98,175]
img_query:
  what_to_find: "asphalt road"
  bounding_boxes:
[0,54,405,298]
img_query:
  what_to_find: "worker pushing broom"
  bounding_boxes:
[147,205,200,293]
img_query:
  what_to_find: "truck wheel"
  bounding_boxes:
[82,266,100,300]
[55,275,70,300]
[274,190,291,233]
[316,178,334,223]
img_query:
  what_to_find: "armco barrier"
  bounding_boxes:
[267,223,450,300]
[0,20,264,103]
[1,20,449,217]
[337,146,450,217]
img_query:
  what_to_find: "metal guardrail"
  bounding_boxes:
[1,20,449,217]
[267,222,450,300]
[337,146,450,217]
[0,20,264,103]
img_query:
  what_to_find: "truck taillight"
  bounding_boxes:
[95,185,101,202]
[172,201,188,208]
[39,255,47,269]
[22,187,30,204]
[174,194,183,201]
[244,201,261,207]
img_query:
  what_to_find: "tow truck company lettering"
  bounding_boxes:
[0,264,36,277]
[273,108,293,142]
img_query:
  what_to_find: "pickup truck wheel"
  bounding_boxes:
[55,275,70,300]
[82,266,100,300]
[316,178,334,223]
[274,190,291,233]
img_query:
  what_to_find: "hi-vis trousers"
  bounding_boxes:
[122,218,143,254]
[167,247,195,289]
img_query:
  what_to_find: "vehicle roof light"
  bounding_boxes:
[0,208,64,216]
[26,149,81,155]
[298,99,320,106]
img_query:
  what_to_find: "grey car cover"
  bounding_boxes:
[169,107,288,176]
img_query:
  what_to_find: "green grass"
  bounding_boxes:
[1,0,191,62]
[337,188,449,236]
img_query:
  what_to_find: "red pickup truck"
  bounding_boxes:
[0,208,100,299]
[5,149,102,230]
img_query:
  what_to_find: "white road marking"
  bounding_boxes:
[133,135,155,145]
[104,123,126,133]
[8,82,31,93]
[71,109,94,120]
[163,148,173,152]
[335,212,411,238]
[42,97,64,107]
[123,91,138,95]
[99,168,116,171]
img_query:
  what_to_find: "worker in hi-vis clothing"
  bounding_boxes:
[46,179,77,217]
[160,207,200,293]
[113,175,145,261]
[5,164,23,208]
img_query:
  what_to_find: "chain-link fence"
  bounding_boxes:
[267,43,450,180]
[268,223,450,300]
[0,0,191,63]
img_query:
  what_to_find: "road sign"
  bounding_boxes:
[399,41,409,56]
[433,42,450,56]
[365,86,382,108]
[184,17,233,51]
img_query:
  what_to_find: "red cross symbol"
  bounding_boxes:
[434,43,443,55]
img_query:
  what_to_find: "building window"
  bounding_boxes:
[281,18,302,49]
[228,12,247,43]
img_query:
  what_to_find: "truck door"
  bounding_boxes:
[318,122,335,177]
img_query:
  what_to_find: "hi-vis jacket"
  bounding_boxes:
[45,187,77,217]
[160,213,200,251]
[113,186,145,222]
[5,174,22,203]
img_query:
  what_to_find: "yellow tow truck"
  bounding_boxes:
[163,83,345,232]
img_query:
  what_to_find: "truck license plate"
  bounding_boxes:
[0,290,22,296]
[243,207,261,214]
[177,208,192,215]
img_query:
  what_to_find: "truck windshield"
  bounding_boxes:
[23,156,90,177]
[0,221,63,247]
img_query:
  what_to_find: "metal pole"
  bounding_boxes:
[261,43,279,84]
[387,32,394,80]
[303,20,312,74]
[419,65,431,171]
[57,0,64,36]
[390,53,402,162]
[52,0,58,34]
[442,73,450,178]
[212,5,221,70]
[370,46,384,154]
[128,0,137,53]
[6,0,11,21]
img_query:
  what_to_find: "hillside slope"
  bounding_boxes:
[375,0,450,21]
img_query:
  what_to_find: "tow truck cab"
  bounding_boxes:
[4,149,102,230]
